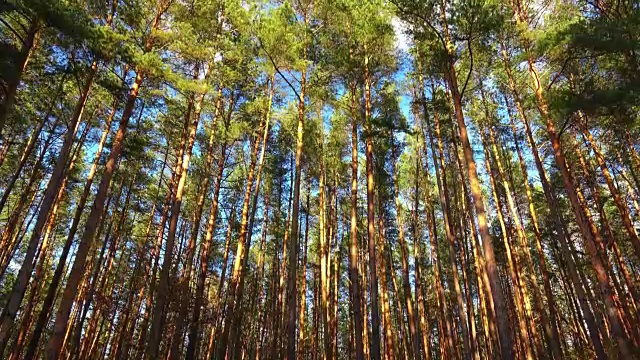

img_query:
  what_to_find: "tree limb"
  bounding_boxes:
[0,18,25,45]
[258,37,303,104]
[460,37,473,100]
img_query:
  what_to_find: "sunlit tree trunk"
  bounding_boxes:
[147,73,200,356]
[363,51,381,360]
[299,176,310,360]
[377,207,395,360]
[390,130,420,360]
[419,87,456,359]
[503,93,562,359]
[411,144,431,360]
[25,90,120,359]
[47,62,143,360]
[9,120,89,359]
[318,117,333,360]
[0,116,58,278]
[219,113,266,359]
[481,133,532,360]
[485,120,548,359]
[0,100,54,215]
[0,59,92,353]
[499,45,607,359]
[349,80,365,360]
[434,11,515,352]
[425,79,471,360]
[581,124,640,262]
[527,55,632,359]
[506,0,632,353]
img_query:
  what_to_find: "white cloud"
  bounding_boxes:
[392,17,410,51]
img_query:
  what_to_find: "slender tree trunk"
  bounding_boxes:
[482,136,532,360]
[506,0,632,351]
[499,45,607,360]
[480,100,548,358]
[419,88,455,359]
[8,187,59,360]
[298,176,310,360]
[0,100,55,215]
[0,118,57,276]
[319,122,332,360]
[44,4,161,357]
[349,81,365,360]
[25,92,119,359]
[423,79,471,360]
[528,55,632,358]
[284,52,308,360]
[412,154,431,360]
[378,208,396,360]
[8,119,89,359]
[218,114,266,359]
[573,135,639,341]
[45,67,146,360]
[147,72,200,356]
[446,63,514,358]
[185,90,229,359]
[390,131,420,360]
[503,93,562,359]
[0,58,95,353]
[166,70,220,360]
[581,125,640,262]
[363,52,381,360]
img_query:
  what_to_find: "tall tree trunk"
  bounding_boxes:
[0,57,95,353]
[218,113,266,359]
[25,92,119,359]
[319,119,332,360]
[44,4,159,357]
[411,147,431,360]
[482,136,533,360]
[572,134,639,341]
[271,156,294,360]
[377,206,396,360]
[349,80,365,360]
[0,94,57,215]
[284,49,308,360]
[298,176,310,360]
[499,45,607,360]
[148,66,200,356]
[45,66,147,360]
[424,78,472,360]
[527,52,632,359]
[505,0,632,351]
[479,93,548,359]
[503,93,563,359]
[581,125,640,262]
[444,57,514,358]
[185,89,229,359]
[390,130,420,360]
[363,51,381,360]
[166,69,217,360]
[8,119,89,359]
[0,114,59,276]
[418,80,455,359]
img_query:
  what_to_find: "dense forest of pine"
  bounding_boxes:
[0,0,639,359]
